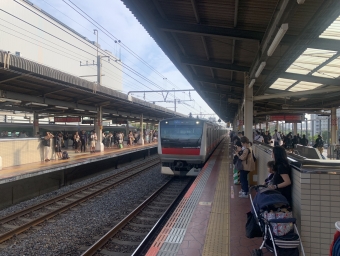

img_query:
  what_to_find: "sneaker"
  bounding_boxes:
[239,192,248,198]
[238,190,243,195]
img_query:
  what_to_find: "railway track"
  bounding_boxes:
[82,177,192,256]
[0,157,160,244]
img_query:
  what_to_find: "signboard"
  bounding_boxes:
[82,120,94,125]
[112,118,127,124]
[266,115,303,122]
[54,117,81,122]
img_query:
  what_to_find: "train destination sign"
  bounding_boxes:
[82,120,94,124]
[266,115,303,122]
[54,117,81,122]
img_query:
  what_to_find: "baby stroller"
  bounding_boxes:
[249,185,305,256]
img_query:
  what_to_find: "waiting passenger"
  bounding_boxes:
[74,131,80,153]
[315,134,324,155]
[272,129,281,146]
[263,131,271,144]
[235,136,255,198]
[128,131,134,146]
[300,134,308,146]
[254,130,264,143]
[55,133,63,159]
[80,130,87,152]
[89,130,97,153]
[267,146,292,206]
[43,132,54,161]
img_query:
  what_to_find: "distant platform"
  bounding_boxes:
[0,143,157,185]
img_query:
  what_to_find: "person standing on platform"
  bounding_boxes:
[315,134,324,155]
[235,136,255,198]
[80,130,87,152]
[74,131,80,153]
[300,134,308,146]
[43,132,54,162]
[89,130,97,153]
[55,133,63,159]
[254,130,264,143]
[272,129,281,146]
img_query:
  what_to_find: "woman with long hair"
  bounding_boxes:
[268,146,292,205]
[236,136,255,198]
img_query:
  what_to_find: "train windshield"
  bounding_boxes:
[160,119,203,148]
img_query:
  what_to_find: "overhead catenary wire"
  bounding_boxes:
[6,1,209,115]
[21,0,203,114]
[63,0,184,91]
[62,0,205,113]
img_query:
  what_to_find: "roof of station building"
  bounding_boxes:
[120,0,340,122]
[0,51,185,122]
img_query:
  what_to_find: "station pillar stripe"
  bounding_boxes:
[161,148,200,155]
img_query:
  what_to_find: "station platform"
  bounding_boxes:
[146,139,266,256]
[0,142,157,185]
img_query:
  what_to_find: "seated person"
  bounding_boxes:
[264,160,275,185]
[268,146,292,207]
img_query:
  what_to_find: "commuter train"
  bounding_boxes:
[158,118,227,176]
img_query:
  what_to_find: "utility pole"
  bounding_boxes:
[79,29,111,152]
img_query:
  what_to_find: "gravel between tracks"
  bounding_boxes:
[0,156,158,219]
[0,159,168,256]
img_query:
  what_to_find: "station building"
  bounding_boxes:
[0,0,122,91]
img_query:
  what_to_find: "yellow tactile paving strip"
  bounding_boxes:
[202,144,230,256]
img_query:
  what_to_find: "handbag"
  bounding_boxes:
[246,211,262,238]
[235,158,243,171]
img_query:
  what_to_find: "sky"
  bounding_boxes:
[26,0,221,122]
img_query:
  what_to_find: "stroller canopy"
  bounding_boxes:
[252,189,289,214]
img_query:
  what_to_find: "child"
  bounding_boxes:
[264,160,275,185]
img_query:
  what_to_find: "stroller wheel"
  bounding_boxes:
[251,249,263,256]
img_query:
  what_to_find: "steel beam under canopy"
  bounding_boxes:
[158,21,264,41]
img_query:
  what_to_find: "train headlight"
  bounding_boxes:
[196,121,199,124]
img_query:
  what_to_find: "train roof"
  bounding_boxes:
[159,117,222,127]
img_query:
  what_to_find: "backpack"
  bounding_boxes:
[62,151,69,160]
[252,151,257,162]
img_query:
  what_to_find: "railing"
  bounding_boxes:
[327,144,340,159]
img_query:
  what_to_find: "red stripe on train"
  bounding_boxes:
[162,148,200,155]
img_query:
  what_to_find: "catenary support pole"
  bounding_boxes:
[293,123,297,135]
[33,112,39,137]
[243,74,253,141]
[140,113,144,145]
[331,107,337,145]
[95,106,104,152]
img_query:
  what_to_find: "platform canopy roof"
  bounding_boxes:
[0,51,185,123]
[120,0,340,122]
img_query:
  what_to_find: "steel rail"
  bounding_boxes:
[0,159,160,243]
[81,178,174,256]
[0,158,159,225]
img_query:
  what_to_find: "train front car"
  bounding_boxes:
[158,118,206,176]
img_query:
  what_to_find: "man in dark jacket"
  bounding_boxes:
[80,130,88,152]
[315,135,324,155]
[300,134,308,146]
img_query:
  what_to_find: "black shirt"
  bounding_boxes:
[272,162,292,205]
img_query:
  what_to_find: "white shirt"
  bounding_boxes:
[255,135,264,142]
[273,132,281,141]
